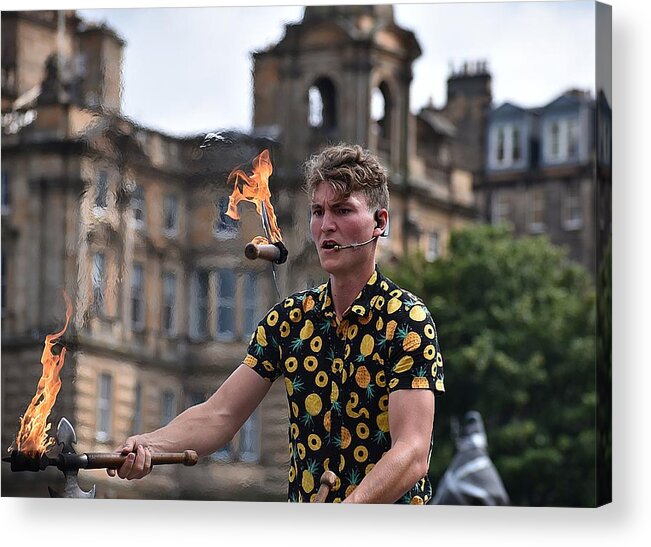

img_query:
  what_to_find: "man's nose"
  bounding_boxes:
[320,210,336,232]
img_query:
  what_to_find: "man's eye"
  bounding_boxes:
[337,208,350,215]
[311,210,323,217]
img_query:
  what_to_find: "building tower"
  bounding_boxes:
[442,60,492,177]
[252,5,421,177]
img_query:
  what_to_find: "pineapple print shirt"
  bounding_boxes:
[244,266,445,503]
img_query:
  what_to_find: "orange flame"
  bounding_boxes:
[14,292,73,456]
[226,149,283,243]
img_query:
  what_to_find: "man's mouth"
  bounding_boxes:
[321,240,339,250]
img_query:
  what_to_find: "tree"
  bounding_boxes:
[387,224,596,506]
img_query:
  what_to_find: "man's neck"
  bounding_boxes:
[329,262,376,320]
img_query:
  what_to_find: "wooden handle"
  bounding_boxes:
[245,242,280,262]
[85,450,199,469]
[314,470,337,503]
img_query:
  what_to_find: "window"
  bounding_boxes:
[372,82,392,144]
[1,251,7,317]
[131,263,145,331]
[549,122,560,159]
[132,382,143,435]
[527,187,546,233]
[308,86,324,128]
[185,391,205,409]
[492,123,523,168]
[599,119,611,165]
[307,77,337,131]
[1,171,9,215]
[546,117,581,163]
[95,170,108,209]
[496,127,505,162]
[214,196,238,239]
[211,410,260,463]
[162,271,176,336]
[212,441,234,462]
[96,373,112,442]
[491,191,510,225]
[161,390,176,426]
[191,269,210,339]
[217,270,236,339]
[562,182,583,230]
[131,184,145,228]
[163,194,178,235]
[512,126,521,162]
[242,272,258,336]
[568,118,579,158]
[239,410,261,463]
[92,252,106,315]
[425,232,440,262]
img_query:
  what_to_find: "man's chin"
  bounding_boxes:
[318,252,368,277]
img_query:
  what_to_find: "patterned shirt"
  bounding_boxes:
[244,266,445,503]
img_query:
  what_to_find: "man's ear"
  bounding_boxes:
[374,209,389,237]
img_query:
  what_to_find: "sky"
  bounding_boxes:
[72,0,597,137]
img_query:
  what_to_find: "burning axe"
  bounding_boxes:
[3,417,198,498]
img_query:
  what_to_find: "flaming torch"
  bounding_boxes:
[226,149,288,266]
[3,292,198,497]
[12,291,73,458]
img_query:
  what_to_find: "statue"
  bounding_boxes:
[431,410,510,505]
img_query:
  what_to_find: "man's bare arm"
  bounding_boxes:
[109,364,272,480]
[341,389,435,503]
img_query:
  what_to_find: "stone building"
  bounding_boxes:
[477,88,610,275]
[2,6,484,500]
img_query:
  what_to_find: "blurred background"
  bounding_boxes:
[1,2,611,506]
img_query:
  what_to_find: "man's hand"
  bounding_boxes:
[107,435,155,480]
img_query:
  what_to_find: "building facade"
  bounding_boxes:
[478,89,606,275]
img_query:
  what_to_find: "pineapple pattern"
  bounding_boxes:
[244,266,445,503]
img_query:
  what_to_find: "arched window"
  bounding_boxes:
[372,82,392,142]
[308,77,337,132]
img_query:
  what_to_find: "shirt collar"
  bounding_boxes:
[318,265,383,319]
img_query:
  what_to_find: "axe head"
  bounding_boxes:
[48,417,96,499]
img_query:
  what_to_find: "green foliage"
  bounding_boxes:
[388,224,597,506]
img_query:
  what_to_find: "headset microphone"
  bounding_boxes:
[332,236,378,251]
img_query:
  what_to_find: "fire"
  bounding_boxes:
[14,292,73,456]
[225,149,283,242]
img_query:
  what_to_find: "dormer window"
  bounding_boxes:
[512,126,521,162]
[491,123,524,169]
[544,116,581,163]
[496,127,505,162]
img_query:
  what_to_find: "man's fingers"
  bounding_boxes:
[125,445,151,480]
[119,438,136,454]
[143,447,152,476]
[116,452,136,479]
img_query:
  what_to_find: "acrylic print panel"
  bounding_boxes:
[1,0,610,508]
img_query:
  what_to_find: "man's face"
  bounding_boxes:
[310,183,378,277]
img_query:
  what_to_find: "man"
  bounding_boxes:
[109,144,445,503]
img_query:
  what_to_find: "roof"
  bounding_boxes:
[419,109,457,137]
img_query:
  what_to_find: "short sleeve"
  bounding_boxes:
[244,304,283,382]
[386,303,445,395]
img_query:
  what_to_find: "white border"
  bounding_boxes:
[2,0,649,544]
